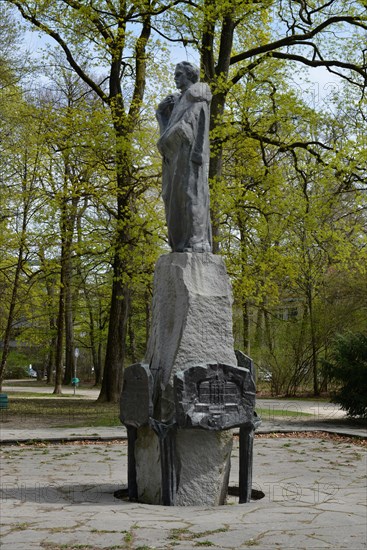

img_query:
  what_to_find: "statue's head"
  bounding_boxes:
[174,62,200,91]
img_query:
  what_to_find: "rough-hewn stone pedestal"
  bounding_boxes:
[146,252,237,422]
[134,426,233,506]
[120,253,256,506]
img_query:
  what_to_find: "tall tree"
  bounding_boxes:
[6,0,166,401]
[0,96,44,388]
[216,65,366,394]
[5,0,366,400]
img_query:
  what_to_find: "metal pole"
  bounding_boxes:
[74,347,79,396]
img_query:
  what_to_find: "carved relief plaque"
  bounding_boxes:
[174,363,256,430]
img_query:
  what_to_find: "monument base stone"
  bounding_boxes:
[134,426,161,504]
[175,429,233,506]
[120,252,256,506]
[134,426,233,506]
[145,252,237,422]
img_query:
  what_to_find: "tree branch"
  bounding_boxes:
[128,0,198,19]
[129,16,151,124]
[8,1,108,103]
[60,0,114,43]
[233,122,333,165]
[271,52,367,85]
[230,16,367,65]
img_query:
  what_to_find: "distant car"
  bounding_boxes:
[28,367,37,378]
[259,370,272,381]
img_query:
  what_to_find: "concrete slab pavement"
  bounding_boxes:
[1,382,100,399]
[1,386,366,549]
[1,436,366,549]
[1,419,366,445]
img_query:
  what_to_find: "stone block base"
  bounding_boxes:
[121,253,256,506]
[134,426,233,506]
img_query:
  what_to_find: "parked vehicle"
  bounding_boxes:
[28,366,37,378]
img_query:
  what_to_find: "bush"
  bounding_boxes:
[323,332,367,418]
[3,350,31,379]
[4,364,29,379]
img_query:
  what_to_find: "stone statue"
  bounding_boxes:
[156,62,212,253]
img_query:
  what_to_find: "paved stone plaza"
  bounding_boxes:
[1,433,366,549]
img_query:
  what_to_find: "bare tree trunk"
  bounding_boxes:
[145,289,151,349]
[98,255,131,402]
[306,284,320,396]
[242,300,250,355]
[0,171,29,389]
[53,203,70,395]
[128,304,137,364]
[46,337,57,384]
[254,307,264,351]
[85,297,104,386]
[98,144,132,402]
[88,306,99,384]
[99,17,151,402]
[98,18,151,401]
[38,249,57,385]
[63,247,75,385]
[96,340,103,386]
[62,181,78,384]
[0,247,24,390]
[53,273,65,395]
[201,6,235,252]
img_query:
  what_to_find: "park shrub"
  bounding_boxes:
[3,350,30,379]
[4,364,29,379]
[323,332,367,418]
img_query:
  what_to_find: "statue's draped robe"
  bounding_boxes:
[156,83,212,252]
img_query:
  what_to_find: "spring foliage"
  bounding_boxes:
[323,333,367,418]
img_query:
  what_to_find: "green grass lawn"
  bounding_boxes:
[256,407,312,418]
[0,397,313,430]
[3,379,97,390]
[3,391,81,398]
[0,398,120,428]
[257,396,330,402]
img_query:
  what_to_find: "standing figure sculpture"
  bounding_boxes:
[156,62,212,253]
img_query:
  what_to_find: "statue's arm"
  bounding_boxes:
[167,100,208,151]
[157,94,210,160]
[156,94,177,134]
[190,105,207,165]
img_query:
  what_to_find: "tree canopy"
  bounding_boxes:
[1,0,366,399]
